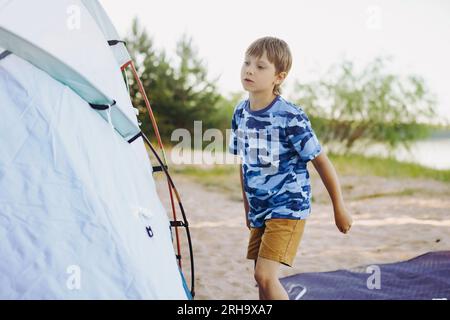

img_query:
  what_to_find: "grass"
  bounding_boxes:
[171,164,241,200]
[351,189,417,201]
[328,153,450,183]
[168,153,450,201]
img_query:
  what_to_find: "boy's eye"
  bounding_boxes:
[257,66,264,69]
[244,61,250,66]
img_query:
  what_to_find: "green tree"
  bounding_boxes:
[170,34,222,133]
[208,91,245,132]
[293,57,437,153]
[124,18,174,140]
[124,18,221,143]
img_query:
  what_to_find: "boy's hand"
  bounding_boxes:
[246,219,251,230]
[334,205,353,234]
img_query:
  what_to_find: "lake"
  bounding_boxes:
[363,137,450,170]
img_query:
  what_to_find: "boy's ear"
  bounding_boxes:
[275,71,288,85]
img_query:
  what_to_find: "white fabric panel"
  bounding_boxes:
[81,0,131,67]
[0,54,187,299]
[0,0,139,141]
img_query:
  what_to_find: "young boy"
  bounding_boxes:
[229,37,353,300]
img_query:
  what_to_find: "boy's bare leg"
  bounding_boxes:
[259,285,266,300]
[254,257,289,300]
[254,260,266,300]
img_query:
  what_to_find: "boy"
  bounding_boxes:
[229,37,353,300]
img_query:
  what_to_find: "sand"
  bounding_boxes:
[155,169,450,300]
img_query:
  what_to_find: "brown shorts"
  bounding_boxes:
[247,218,306,267]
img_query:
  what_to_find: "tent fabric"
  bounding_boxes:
[81,0,131,67]
[0,53,187,299]
[0,0,139,141]
[0,1,189,299]
[280,251,450,300]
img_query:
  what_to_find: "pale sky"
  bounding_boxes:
[100,0,450,123]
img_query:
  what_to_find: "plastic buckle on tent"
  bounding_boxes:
[0,50,11,61]
[146,226,154,238]
[89,99,116,111]
[170,220,187,227]
[152,165,168,173]
[107,40,127,46]
[127,132,142,144]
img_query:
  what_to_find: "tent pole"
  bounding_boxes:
[121,61,194,297]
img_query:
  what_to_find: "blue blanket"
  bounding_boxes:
[280,251,450,300]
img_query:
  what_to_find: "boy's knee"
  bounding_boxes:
[254,270,275,288]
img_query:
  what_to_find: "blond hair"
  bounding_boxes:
[246,36,292,95]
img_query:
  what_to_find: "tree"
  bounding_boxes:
[293,57,437,153]
[124,18,221,143]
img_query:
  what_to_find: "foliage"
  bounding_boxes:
[293,57,437,153]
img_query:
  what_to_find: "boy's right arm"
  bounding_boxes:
[240,164,251,230]
[311,152,353,233]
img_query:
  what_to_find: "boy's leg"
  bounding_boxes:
[248,228,266,299]
[253,219,306,300]
[254,257,288,300]
[254,260,266,300]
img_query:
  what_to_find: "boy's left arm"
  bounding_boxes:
[311,152,353,234]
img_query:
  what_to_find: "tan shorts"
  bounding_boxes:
[247,218,306,267]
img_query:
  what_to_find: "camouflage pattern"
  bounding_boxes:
[229,95,322,228]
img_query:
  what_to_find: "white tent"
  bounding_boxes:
[0,0,190,299]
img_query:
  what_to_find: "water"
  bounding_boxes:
[363,137,450,170]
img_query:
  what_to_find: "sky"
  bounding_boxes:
[100,0,450,123]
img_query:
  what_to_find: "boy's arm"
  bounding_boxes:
[240,164,251,230]
[311,152,353,234]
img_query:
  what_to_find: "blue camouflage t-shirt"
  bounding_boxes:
[229,95,322,228]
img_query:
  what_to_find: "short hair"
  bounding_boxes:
[246,36,292,95]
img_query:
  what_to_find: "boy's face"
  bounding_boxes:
[241,51,286,95]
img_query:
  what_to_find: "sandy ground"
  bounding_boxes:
[155,170,450,300]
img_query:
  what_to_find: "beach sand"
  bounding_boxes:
[155,169,450,300]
